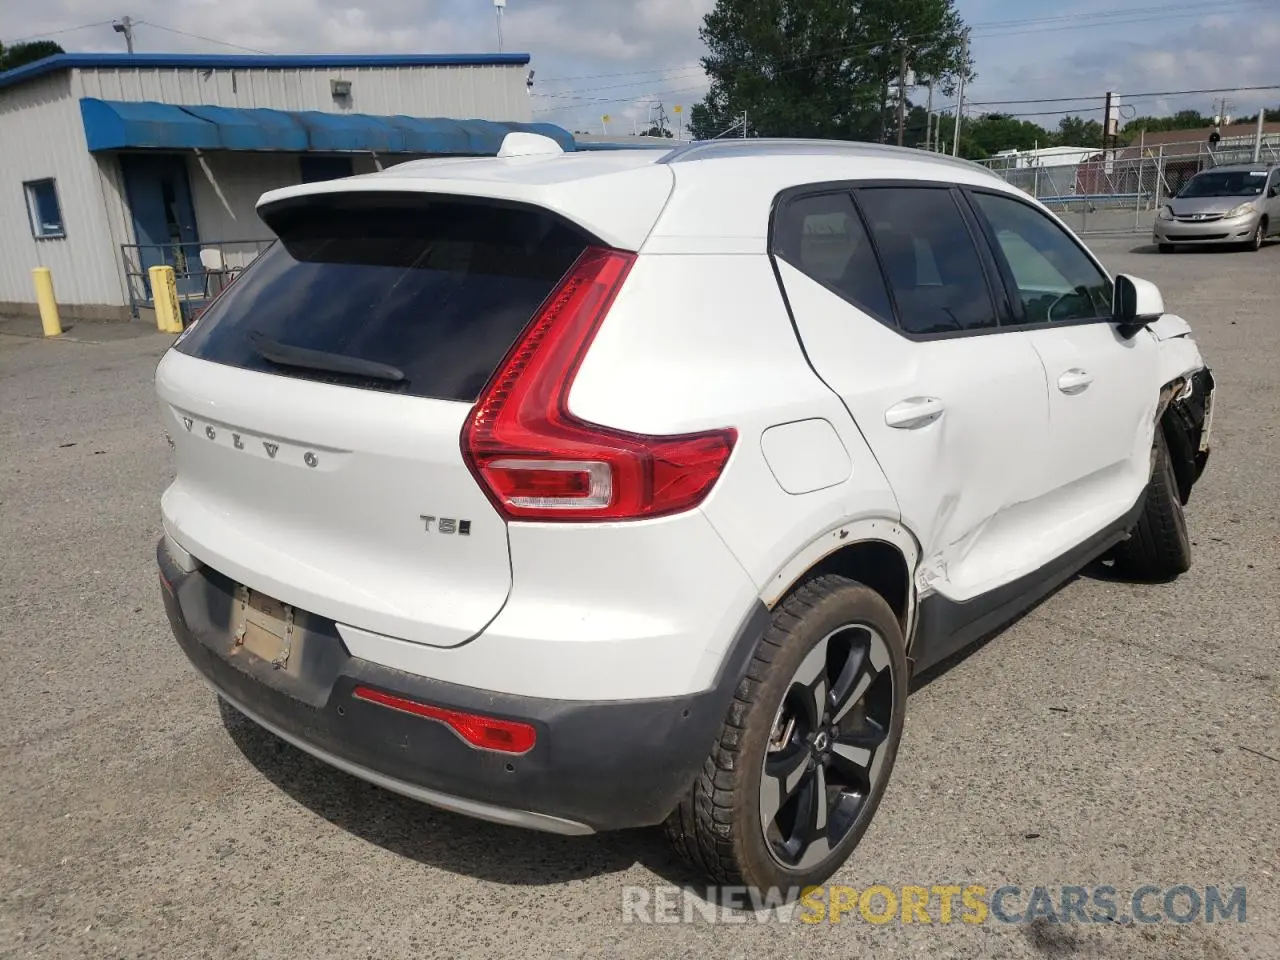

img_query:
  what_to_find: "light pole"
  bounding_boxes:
[493,0,505,53]
[112,16,135,54]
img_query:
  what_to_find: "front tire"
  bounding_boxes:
[664,575,907,891]
[1111,426,1192,580]
[1247,220,1265,251]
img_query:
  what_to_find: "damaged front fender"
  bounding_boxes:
[1162,366,1215,505]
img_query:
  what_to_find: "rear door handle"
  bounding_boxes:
[1057,369,1093,395]
[885,397,945,429]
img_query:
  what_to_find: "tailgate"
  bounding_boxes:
[156,192,598,647]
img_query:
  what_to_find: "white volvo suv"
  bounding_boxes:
[156,136,1215,891]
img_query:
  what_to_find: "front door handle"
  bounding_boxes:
[885,396,945,429]
[1057,369,1093,395]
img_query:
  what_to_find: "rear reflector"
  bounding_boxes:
[462,247,736,521]
[352,685,537,754]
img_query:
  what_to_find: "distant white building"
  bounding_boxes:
[0,52,570,320]
[990,145,1098,169]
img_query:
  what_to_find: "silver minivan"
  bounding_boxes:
[1154,163,1280,251]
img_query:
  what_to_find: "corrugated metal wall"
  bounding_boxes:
[0,74,129,311]
[71,64,530,121]
[187,152,297,249]
[0,63,531,312]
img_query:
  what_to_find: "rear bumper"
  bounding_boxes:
[158,539,766,834]
[1153,213,1259,244]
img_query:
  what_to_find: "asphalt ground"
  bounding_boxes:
[2,237,1277,959]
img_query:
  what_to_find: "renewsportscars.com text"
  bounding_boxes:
[621,884,1247,925]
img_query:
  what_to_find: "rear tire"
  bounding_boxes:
[663,575,907,891]
[1111,426,1192,581]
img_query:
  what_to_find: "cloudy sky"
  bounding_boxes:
[4,0,1279,134]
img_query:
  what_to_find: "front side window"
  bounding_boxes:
[24,179,65,239]
[856,187,999,335]
[772,191,895,328]
[970,191,1112,325]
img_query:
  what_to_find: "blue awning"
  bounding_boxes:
[79,98,575,155]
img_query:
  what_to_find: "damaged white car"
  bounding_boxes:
[156,136,1215,893]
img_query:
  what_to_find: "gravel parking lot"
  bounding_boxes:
[2,239,1277,960]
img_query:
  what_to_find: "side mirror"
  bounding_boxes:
[1113,274,1164,339]
[1269,185,1279,198]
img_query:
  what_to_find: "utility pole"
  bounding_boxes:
[925,80,934,151]
[951,30,968,157]
[896,42,906,145]
[1103,90,1115,158]
[742,110,748,139]
[112,16,135,54]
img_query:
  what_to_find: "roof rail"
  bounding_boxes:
[657,138,1001,179]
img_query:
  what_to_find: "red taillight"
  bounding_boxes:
[352,686,537,755]
[462,247,737,521]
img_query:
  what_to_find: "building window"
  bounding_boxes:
[299,156,354,183]
[24,179,65,239]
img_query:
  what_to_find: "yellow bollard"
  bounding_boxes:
[32,267,62,337]
[162,267,184,334]
[148,265,184,334]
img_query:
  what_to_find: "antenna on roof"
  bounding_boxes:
[497,131,563,159]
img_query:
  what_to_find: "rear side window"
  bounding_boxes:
[772,192,895,327]
[856,187,999,336]
[176,194,590,402]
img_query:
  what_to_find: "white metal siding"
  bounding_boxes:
[0,74,126,309]
[71,65,529,121]
[188,152,296,250]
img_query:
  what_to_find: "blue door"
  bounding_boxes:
[121,154,202,299]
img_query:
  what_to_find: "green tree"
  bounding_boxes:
[926,112,1052,160]
[1238,106,1280,124]
[0,40,64,72]
[689,0,973,141]
[643,125,675,138]
[1124,109,1208,134]
[1056,114,1104,148]
[962,113,1051,158]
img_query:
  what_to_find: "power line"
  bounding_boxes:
[535,0,1269,92]
[135,20,270,54]
[984,87,1280,120]
[533,4,1273,117]
[973,0,1268,32]
[973,84,1280,108]
[2,20,114,45]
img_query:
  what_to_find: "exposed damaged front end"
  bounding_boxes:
[1163,366,1215,505]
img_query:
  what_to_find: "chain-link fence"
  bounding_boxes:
[978,135,1280,235]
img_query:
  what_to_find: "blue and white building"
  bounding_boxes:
[0,52,569,320]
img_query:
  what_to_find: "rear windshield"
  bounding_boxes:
[176,193,591,402]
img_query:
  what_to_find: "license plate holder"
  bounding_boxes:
[232,585,302,676]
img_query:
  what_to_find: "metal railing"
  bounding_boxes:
[977,135,1280,235]
[122,239,272,320]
